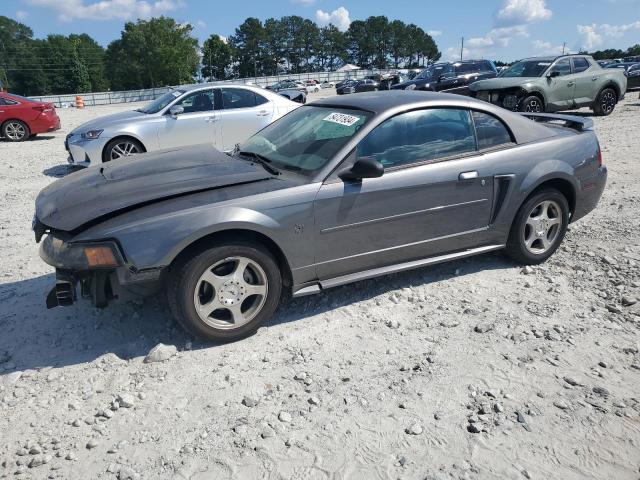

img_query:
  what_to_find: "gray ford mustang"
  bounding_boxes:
[34,91,607,341]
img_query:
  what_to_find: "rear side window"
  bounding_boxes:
[255,93,269,106]
[573,58,590,73]
[222,88,257,109]
[357,108,476,168]
[472,111,513,150]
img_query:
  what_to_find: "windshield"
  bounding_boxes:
[239,106,372,175]
[415,64,449,80]
[499,60,551,77]
[137,90,184,114]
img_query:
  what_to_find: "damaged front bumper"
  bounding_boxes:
[39,234,125,309]
[470,88,524,110]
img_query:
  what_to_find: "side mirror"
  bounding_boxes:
[169,105,184,117]
[339,157,384,181]
[547,70,560,78]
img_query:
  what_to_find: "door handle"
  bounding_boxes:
[591,77,598,81]
[205,116,217,123]
[459,171,478,181]
[257,110,269,116]
[566,81,575,87]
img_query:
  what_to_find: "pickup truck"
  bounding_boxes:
[469,54,627,116]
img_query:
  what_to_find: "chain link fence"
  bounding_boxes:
[29,69,398,107]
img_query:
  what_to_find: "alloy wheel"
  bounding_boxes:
[601,90,616,114]
[523,200,563,255]
[5,122,26,140]
[525,99,541,113]
[192,256,268,330]
[109,141,141,160]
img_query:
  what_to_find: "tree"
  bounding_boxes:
[0,16,48,94]
[262,18,287,75]
[202,34,232,80]
[229,18,264,78]
[316,25,347,71]
[105,16,199,90]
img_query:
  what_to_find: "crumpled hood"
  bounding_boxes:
[469,77,535,92]
[36,145,272,232]
[70,110,147,135]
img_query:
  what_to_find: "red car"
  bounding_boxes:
[0,92,61,142]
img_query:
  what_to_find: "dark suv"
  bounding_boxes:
[392,60,498,95]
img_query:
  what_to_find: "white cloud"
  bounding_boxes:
[293,0,316,5]
[576,24,602,49]
[16,10,29,20]
[466,25,528,50]
[495,0,552,27]
[196,19,206,29]
[26,0,184,22]
[315,6,351,32]
[577,20,640,49]
[532,39,571,55]
[427,30,442,37]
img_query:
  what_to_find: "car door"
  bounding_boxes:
[216,87,274,152]
[545,58,575,111]
[571,57,598,106]
[0,97,8,125]
[157,89,220,150]
[627,64,640,88]
[434,64,457,91]
[313,108,495,280]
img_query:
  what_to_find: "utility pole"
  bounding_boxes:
[460,37,464,61]
[562,42,566,55]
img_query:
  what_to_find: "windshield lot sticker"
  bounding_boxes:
[323,112,361,127]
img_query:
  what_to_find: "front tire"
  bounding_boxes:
[167,243,282,342]
[103,137,144,162]
[2,120,30,142]
[593,87,617,116]
[505,189,569,265]
[518,95,544,113]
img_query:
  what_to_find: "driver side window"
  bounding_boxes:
[357,108,477,168]
[550,59,572,77]
[175,90,215,113]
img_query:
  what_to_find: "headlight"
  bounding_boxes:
[81,129,104,140]
[405,84,416,91]
[503,95,518,109]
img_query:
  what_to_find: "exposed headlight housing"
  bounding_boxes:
[81,129,104,140]
[503,95,518,109]
[405,84,416,91]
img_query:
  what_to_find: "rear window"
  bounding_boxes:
[222,88,259,109]
[573,57,590,73]
[454,62,483,74]
[472,111,513,150]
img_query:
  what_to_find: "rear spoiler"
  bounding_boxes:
[520,112,594,132]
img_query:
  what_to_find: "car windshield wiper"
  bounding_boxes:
[237,151,280,175]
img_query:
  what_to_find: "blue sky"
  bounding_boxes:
[2,0,639,61]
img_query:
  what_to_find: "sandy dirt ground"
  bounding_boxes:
[1,89,639,480]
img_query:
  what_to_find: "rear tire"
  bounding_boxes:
[505,189,569,265]
[2,120,30,142]
[518,95,544,113]
[593,87,617,116]
[167,243,282,342]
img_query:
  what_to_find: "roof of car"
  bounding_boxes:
[310,90,475,114]
[309,90,557,145]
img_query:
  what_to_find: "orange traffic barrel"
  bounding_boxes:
[75,96,84,108]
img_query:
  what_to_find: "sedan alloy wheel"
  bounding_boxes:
[109,140,141,160]
[523,200,563,255]
[193,256,268,330]
[3,121,29,141]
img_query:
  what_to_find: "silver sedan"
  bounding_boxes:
[65,84,300,166]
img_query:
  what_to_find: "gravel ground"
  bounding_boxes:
[1,90,639,480]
